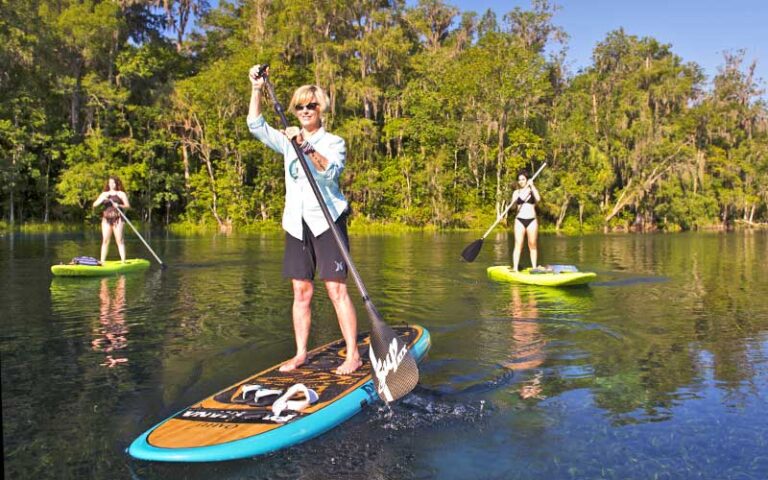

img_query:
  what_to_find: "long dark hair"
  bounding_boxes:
[103,176,124,192]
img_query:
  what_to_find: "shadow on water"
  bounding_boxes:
[592,275,669,287]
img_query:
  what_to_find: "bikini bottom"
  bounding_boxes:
[516,217,536,228]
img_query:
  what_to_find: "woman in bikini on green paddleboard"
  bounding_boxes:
[92,176,130,263]
[511,171,541,272]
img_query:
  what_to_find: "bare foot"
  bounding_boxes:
[335,356,362,375]
[279,353,307,373]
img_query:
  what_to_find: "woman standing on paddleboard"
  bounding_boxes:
[246,65,362,375]
[511,171,541,272]
[92,176,130,263]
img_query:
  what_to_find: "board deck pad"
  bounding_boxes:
[129,325,429,461]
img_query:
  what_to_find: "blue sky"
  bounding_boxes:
[451,0,767,88]
[200,0,766,91]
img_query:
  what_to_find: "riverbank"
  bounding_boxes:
[0,221,85,234]
[3,218,766,236]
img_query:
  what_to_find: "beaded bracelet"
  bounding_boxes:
[300,140,315,155]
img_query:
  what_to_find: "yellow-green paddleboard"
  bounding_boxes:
[51,259,150,277]
[488,266,596,287]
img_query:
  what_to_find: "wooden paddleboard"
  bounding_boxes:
[128,325,430,462]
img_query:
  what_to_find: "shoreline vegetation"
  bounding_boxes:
[2,1,766,234]
[2,219,766,237]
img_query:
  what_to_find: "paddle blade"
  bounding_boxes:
[366,303,419,403]
[460,238,484,262]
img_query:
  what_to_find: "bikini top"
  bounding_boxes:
[516,192,536,205]
[103,194,124,209]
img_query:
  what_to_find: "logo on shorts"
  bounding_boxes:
[335,261,344,272]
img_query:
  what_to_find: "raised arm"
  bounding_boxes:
[246,65,290,154]
[247,65,264,123]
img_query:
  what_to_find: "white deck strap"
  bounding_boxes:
[240,384,283,402]
[270,383,319,418]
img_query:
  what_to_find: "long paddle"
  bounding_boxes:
[460,162,547,262]
[114,204,167,269]
[256,65,418,403]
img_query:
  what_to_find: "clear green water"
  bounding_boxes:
[2,231,767,479]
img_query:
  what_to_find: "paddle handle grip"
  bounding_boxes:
[481,162,547,240]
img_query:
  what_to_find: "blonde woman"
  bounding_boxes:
[247,65,361,375]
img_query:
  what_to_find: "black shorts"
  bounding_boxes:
[283,212,349,281]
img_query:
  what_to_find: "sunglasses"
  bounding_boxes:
[294,102,319,112]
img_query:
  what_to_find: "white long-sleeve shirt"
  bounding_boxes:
[247,114,348,240]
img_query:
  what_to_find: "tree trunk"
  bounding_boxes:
[108,30,117,85]
[188,113,223,230]
[605,179,633,222]
[555,194,570,231]
[481,145,488,201]
[202,153,223,229]
[591,89,599,134]
[453,149,459,211]
[176,3,187,52]
[495,110,507,216]
[71,63,83,133]
[44,157,51,223]
[9,189,14,225]
[182,143,191,202]
[404,170,412,211]
[605,149,680,222]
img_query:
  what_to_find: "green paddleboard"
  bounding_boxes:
[51,259,151,277]
[487,265,596,287]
